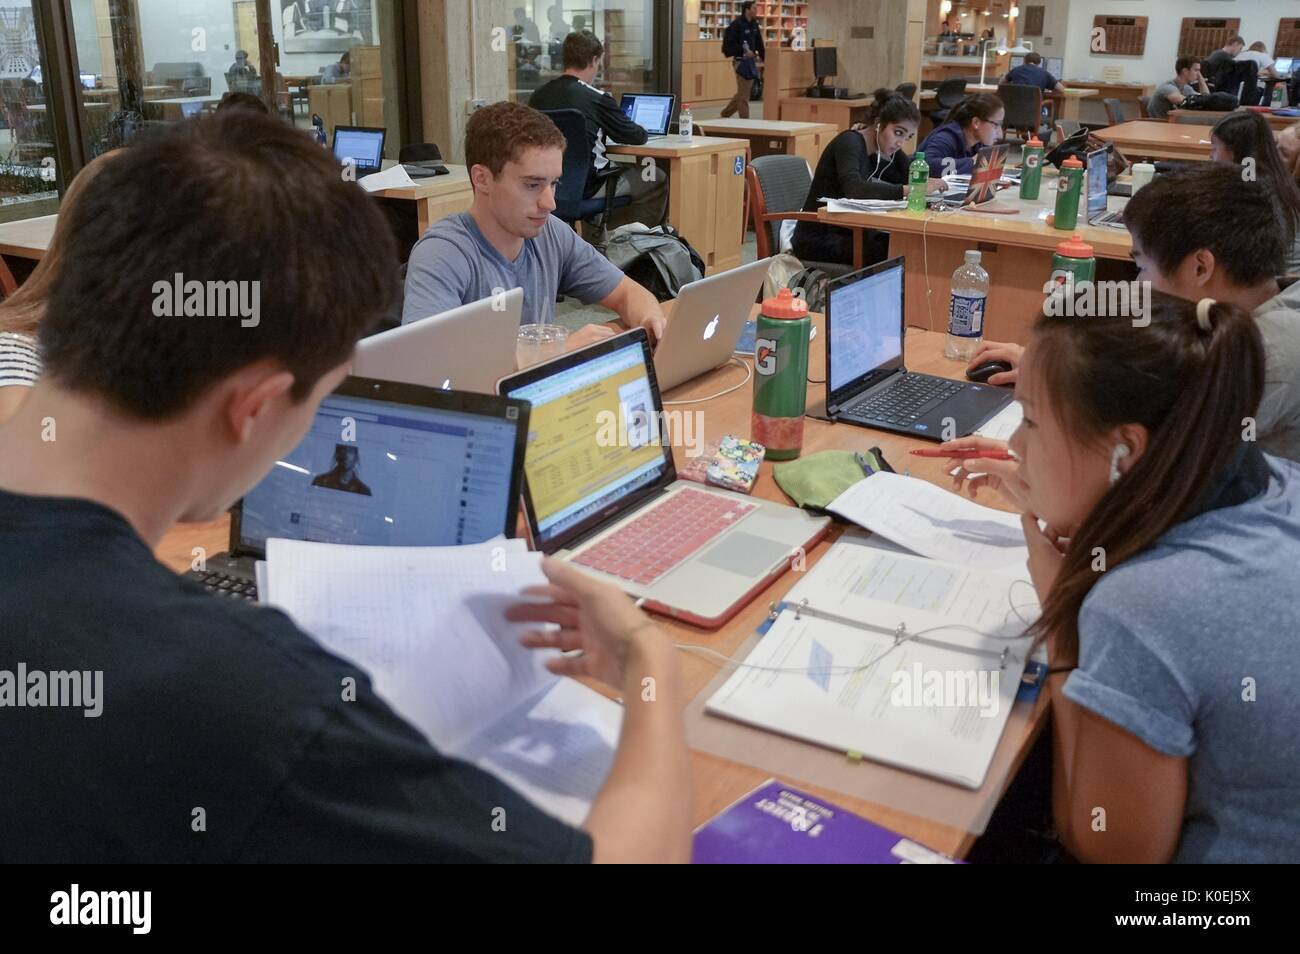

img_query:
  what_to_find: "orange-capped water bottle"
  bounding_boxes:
[751,288,811,460]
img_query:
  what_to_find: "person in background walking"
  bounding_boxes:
[720,1,764,119]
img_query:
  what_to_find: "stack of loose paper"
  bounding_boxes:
[974,400,1023,441]
[262,537,621,826]
[822,196,907,213]
[825,471,1029,570]
[705,532,1038,789]
[358,163,416,193]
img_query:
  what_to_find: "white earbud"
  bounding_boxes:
[1109,444,1130,485]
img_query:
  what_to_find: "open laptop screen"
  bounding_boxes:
[333,127,385,171]
[502,333,672,548]
[828,258,905,398]
[237,381,526,553]
[621,94,675,136]
[1086,146,1108,221]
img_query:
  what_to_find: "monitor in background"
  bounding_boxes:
[1085,145,1108,221]
[619,93,675,137]
[332,125,386,173]
[1045,57,1064,79]
[827,259,904,397]
[1009,55,1025,71]
[238,384,526,550]
[1274,57,1294,77]
[813,45,838,82]
[80,73,96,90]
[181,100,204,118]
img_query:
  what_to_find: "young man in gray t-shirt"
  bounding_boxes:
[402,101,666,351]
[1148,56,1208,119]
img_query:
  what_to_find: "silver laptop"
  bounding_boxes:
[353,289,523,393]
[654,257,771,391]
[498,329,829,629]
[620,92,677,142]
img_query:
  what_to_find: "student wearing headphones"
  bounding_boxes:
[959,291,1300,862]
[917,92,1005,178]
[962,167,1299,463]
[791,88,945,267]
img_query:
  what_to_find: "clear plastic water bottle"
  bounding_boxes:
[945,250,989,361]
[679,102,694,141]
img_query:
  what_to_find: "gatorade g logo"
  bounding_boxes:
[755,337,777,375]
[1025,152,1040,170]
[1058,176,1071,192]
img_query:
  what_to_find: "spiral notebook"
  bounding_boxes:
[703,534,1037,790]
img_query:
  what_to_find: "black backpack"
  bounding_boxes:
[599,225,706,302]
[786,266,832,313]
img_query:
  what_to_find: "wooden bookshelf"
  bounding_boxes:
[696,1,810,47]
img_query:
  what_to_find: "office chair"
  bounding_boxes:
[931,79,967,124]
[745,155,857,277]
[996,83,1049,144]
[894,82,918,100]
[536,108,630,228]
[399,143,443,163]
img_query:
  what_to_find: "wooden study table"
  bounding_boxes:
[607,135,748,275]
[694,118,839,168]
[1167,108,1299,132]
[920,86,1098,122]
[817,182,1132,345]
[1093,120,1212,162]
[779,96,875,131]
[368,162,473,236]
[153,314,1046,860]
[0,213,56,260]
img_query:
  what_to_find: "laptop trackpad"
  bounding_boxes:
[697,531,790,577]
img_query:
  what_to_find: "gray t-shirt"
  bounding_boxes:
[1148,80,1192,119]
[402,212,625,327]
[1063,452,1300,862]
[1254,278,1300,463]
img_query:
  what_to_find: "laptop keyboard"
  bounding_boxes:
[573,487,758,586]
[845,373,964,426]
[195,570,257,602]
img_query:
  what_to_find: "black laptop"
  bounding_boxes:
[824,257,1012,440]
[187,376,530,601]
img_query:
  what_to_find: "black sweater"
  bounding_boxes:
[793,130,911,251]
[529,75,648,195]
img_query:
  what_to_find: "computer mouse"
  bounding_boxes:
[966,360,1013,384]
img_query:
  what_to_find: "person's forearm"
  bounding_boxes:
[1048,674,1083,854]
[617,283,661,329]
[586,636,692,863]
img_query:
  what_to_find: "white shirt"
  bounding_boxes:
[1235,50,1275,73]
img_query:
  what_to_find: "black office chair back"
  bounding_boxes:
[535,107,594,222]
[399,142,443,163]
[750,154,813,256]
[1101,97,1129,126]
[996,83,1044,137]
[931,78,968,123]
[894,82,918,100]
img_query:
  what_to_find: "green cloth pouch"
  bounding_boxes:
[772,447,894,511]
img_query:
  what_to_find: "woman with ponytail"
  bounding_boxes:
[952,291,1300,862]
[917,92,1004,178]
[791,88,945,267]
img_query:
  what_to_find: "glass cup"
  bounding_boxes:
[516,323,569,369]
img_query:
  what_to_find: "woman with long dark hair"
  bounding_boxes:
[791,88,944,267]
[1210,110,1300,273]
[949,291,1300,862]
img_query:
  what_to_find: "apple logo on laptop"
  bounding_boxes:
[703,315,720,340]
[440,378,451,390]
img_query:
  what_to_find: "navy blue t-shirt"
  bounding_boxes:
[1005,63,1058,94]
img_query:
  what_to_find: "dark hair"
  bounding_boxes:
[862,87,920,127]
[1122,164,1286,285]
[1024,51,1043,65]
[465,101,565,179]
[740,1,755,12]
[1029,292,1265,661]
[1227,35,1245,47]
[948,93,1004,129]
[216,91,269,114]
[40,110,398,420]
[561,30,603,70]
[1211,111,1300,248]
[1175,56,1197,74]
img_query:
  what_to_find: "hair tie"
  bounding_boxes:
[1195,298,1216,332]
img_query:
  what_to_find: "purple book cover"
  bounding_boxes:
[692,780,963,864]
